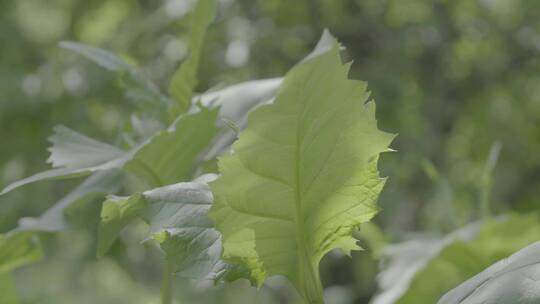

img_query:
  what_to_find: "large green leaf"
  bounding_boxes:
[375,214,540,304]
[168,0,217,117]
[208,34,394,302]
[438,239,540,304]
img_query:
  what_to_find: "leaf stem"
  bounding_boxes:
[161,259,175,304]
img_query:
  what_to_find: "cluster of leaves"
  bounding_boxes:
[3,1,540,304]
[0,0,395,302]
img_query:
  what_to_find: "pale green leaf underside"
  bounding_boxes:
[209,35,394,302]
[98,176,230,281]
[439,242,540,303]
[376,214,540,304]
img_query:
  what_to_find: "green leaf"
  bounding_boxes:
[208,33,394,303]
[168,0,217,117]
[0,272,18,304]
[127,105,219,186]
[1,126,129,195]
[145,176,227,280]
[372,221,483,304]
[0,232,43,273]
[60,41,169,112]
[98,175,233,281]
[438,239,540,304]
[198,78,282,159]
[2,106,218,195]
[376,214,540,304]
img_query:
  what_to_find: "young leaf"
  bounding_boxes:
[208,34,395,303]
[168,0,217,117]
[439,239,540,304]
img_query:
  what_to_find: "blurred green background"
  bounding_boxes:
[1,0,539,303]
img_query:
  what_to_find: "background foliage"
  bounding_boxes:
[1,0,539,303]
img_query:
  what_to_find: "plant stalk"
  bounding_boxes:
[161,259,175,304]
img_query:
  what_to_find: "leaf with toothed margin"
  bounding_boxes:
[208,32,395,303]
[97,174,246,282]
[1,105,219,195]
[0,127,129,195]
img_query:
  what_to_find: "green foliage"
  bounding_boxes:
[168,0,217,118]
[374,214,540,304]
[3,0,540,303]
[209,35,394,302]
[59,41,169,116]
[0,126,128,195]
[0,232,42,273]
[126,106,219,187]
[439,239,540,304]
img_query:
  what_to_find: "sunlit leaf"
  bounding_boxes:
[209,33,394,302]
